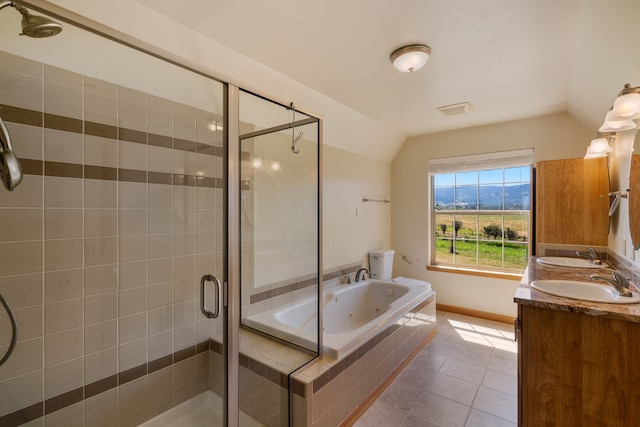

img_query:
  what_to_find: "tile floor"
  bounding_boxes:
[354,310,518,427]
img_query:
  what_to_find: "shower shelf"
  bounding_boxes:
[363,198,390,204]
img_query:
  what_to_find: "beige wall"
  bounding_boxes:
[390,112,593,317]
[323,146,391,271]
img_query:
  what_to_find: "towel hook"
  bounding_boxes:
[290,102,303,154]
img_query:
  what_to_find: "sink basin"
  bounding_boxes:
[536,257,608,269]
[530,279,640,304]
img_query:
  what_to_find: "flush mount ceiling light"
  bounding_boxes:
[390,44,431,73]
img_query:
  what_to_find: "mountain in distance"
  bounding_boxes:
[434,183,530,210]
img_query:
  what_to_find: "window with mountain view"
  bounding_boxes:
[430,152,532,274]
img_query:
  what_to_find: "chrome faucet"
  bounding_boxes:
[355,268,370,282]
[590,270,633,297]
[576,247,603,265]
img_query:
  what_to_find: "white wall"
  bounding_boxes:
[391,112,593,317]
[323,146,391,270]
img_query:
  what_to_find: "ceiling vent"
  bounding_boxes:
[437,102,473,116]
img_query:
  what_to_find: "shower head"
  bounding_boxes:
[0,150,22,191]
[9,2,62,38]
[0,116,23,191]
[19,11,63,38]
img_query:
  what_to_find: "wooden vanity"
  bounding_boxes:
[514,258,640,426]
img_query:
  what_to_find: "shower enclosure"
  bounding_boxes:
[0,2,320,426]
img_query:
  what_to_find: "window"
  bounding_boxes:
[429,149,533,274]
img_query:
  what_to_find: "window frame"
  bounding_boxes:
[427,149,534,276]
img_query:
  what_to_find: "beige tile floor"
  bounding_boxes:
[354,310,518,427]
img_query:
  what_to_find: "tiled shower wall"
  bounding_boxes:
[0,50,225,424]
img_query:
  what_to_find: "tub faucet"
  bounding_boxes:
[590,270,633,297]
[576,247,603,265]
[355,268,369,282]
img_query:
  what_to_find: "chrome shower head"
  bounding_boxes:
[0,116,23,191]
[11,2,62,38]
[0,150,23,191]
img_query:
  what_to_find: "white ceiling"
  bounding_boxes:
[45,0,634,162]
[136,0,589,140]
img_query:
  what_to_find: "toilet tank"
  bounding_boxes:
[369,249,395,280]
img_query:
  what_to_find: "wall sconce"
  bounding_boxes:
[584,133,614,159]
[390,44,432,73]
[599,84,640,132]
[612,84,640,119]
[588,83,640,158]
[600,109,637,132]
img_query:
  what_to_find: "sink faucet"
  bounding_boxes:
[576,247,603,265]
[355,268,370,282]
[590,270,633,297]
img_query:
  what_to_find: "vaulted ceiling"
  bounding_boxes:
[137,0,585,137]
[47,0,640,161]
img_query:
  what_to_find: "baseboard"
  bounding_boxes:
[436,303,515,325]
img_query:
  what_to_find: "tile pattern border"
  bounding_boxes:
[249,262,362,305]
[0,103,231,188]
[0,335,294,426]
[0,341,211,426]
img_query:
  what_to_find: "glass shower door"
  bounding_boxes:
[236,90,321,426]
[0,7,230,426]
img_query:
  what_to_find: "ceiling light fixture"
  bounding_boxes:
[390,44,431,73]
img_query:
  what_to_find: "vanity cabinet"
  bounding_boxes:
[535,157,608,252]
[517,304,640,426]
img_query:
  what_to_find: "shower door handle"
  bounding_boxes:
[200,274,221,318]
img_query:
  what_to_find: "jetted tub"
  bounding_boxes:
[244,277,434,358]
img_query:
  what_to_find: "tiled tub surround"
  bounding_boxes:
[290,292,437,427]
[244,262,362,318]
[0,51,226,425]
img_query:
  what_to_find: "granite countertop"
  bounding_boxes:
[514,257,640,322]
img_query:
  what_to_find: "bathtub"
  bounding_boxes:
[244,277,434,358]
